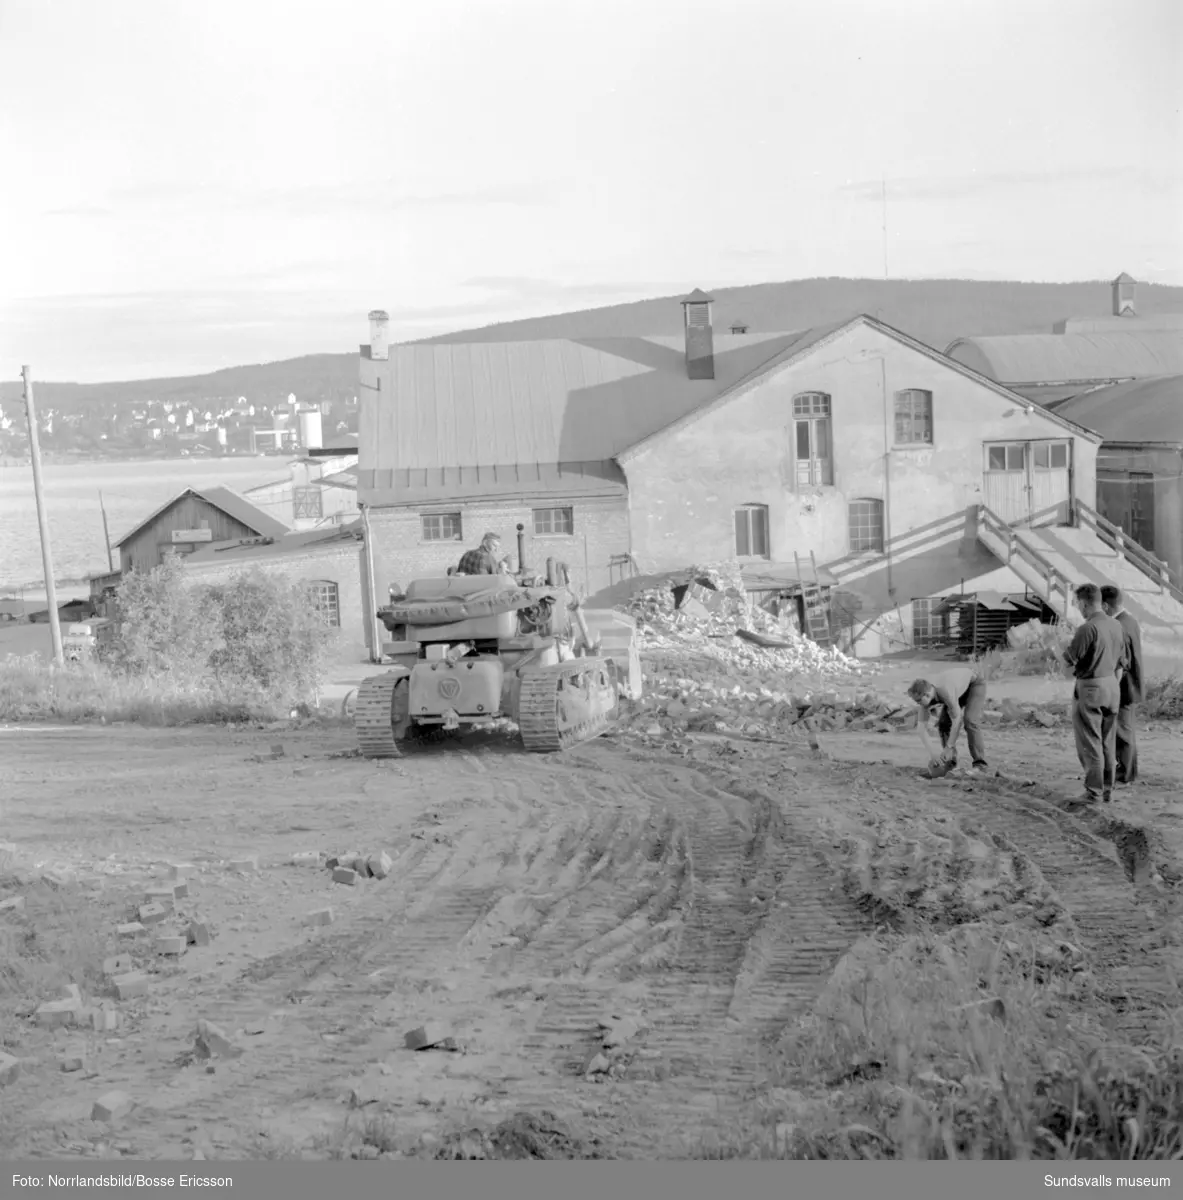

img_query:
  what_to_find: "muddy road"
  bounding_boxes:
[1,716,1180,1160]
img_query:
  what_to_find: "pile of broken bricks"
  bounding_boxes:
[583,1009,652,1082]
[118,864,216,970]
[323,849,393,887]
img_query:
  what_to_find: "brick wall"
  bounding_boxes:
[365,496,631,618]
[181,543,368,662]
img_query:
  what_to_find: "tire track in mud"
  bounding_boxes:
[909,772,1175,1036]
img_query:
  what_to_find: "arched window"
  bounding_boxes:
[734,503,770,559]
[792,392,833,486]
[307,580,341,627]
[893,389,933,445]
[848,498,885,554]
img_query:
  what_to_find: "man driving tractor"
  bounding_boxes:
[456,531,511,576]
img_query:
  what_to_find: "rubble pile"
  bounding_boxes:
[833,818,1070,931]
[609,562,905,741]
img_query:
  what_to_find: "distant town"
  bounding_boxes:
[0,391,359,464]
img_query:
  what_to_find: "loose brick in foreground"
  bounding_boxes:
[35,999,82,1028]
[404,1022,454,1051]
[112,971,151,1000]
[117,922,145,937]
[0,1052,20,1087]
[91,1091,133,1122]
[332,867,358,886]
[138,903,169,925]
[229,856,258,873]
[103,954,133,977]
[187,920,212,946]
[157,935,186,956]
[195,1019,242,1059]
[304,907,334,927]
[367,851,393,879]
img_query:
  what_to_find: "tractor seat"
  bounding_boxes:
[403,573,519,603]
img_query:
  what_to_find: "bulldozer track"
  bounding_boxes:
[518,657,620,753]
[354,670,410,758]
[932,780,1176,1036]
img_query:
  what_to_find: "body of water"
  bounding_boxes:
[0,457,297,594]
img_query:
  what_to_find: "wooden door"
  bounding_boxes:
[1029,439,1072,525]
[983,442,1030,523]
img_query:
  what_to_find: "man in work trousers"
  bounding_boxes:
[455,531,504,576]
[1062,582,1129,806]
[1101,584,1143,786]
[907,666,989,774]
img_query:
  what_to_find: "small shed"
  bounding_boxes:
[113,485,290,576]
[934,590,1051,656]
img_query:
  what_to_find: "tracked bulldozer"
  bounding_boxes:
[354,526,642,758]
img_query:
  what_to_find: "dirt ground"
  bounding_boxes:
[1,702,1181,1161]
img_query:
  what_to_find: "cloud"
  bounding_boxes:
[840,166,1182,202]
[83,179,560,217]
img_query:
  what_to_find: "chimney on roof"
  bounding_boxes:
[368,309,390,361]
[681,289,715,380]
[1112,273,1137,318]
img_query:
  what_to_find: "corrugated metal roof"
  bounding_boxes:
[364,332,813,473]
[113,485,290,546]
[945,330,1183,384]
[1051,374,1183,444]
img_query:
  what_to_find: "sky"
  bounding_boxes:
[0,0,1180,383]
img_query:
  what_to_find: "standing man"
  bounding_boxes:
[1101,584,1143,786]
[1062,582,1128,806]
[907,665,989,773]
[456,531,503,576]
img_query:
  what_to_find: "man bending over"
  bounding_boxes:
[907,665,989,773]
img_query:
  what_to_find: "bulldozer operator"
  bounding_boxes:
[455,531,512,576]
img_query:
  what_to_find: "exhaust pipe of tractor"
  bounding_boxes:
[516,523,527,574]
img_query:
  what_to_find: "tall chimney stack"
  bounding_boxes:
[681,289,715,380]
[368,309,390,361]
[1111,273,1137,318]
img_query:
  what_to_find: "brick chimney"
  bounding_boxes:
[681,289,715,380]
[368,309,390,361]
[1111,273,1137,318]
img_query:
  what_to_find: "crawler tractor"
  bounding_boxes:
[354,527,642,758]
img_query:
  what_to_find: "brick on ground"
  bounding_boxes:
[195,1019,242,1059]
[157,935,186,956]
[35,999,83,1028]
[117,922,145,937]
[138,903,169,925]
[304,907,333,927]
[367,851,393,879]
[332,867,358,886]
[0,1052,20,1087]
[103,954,133,977]
[112,971,151,1000]
[404,1022,455,1051]
[229,856,258,873]
[187,921,212,946]
[91,1091,134,1122]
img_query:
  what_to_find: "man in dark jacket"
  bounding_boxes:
[456,532,503,576]
[1101,584,1143,785]
[1062,582,1129,806]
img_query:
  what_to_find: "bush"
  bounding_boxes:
[0,558,335,723]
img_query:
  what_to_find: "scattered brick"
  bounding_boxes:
[103,955,133,977]
[170,880,190,899]
[601,1017,643,1048]
[229,857,258,873]
[112,971,151,1000]
[187,921,212,947]
[89,1008,120,1033]
[291,852,321,867]
[156,935,186,956]
[168,863,195,880]
[0,1052,20,1087]
[332,868,358,886]
[117,922,145,937]
[0,896,25,914]
[59,1055,84,1073]
[138,903,169,925]
[144,889,177,909]
[91,1091,133,1122]
[584,1052,610,1076]
[195,1019,242,1059]
[35,999,83,1028]
[61,983,83,1004]
[367,851,393,880]
[304,908,334,927]
[324,856,341,870]
[404,1022,453,1051]
[270,743,285,758]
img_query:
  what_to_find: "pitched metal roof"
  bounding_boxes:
[1050,374,1183,444]
[358,331,815,499]
[113,485,290,546]
[944,330,1183,384]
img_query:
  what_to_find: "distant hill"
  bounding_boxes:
[4,277,1181,416]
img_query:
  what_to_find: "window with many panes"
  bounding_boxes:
[848,498,885,554]
[420,512,463,541]
[307,580,340,627]
[912,596,950,649]
[793,393,833,486]
[893,389,933,446]
[734,504,770,558]
[532,506,574,536]
[293,485,323,520]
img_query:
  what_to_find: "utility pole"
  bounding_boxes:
[22,366,64,666]
[99,490,115,572]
